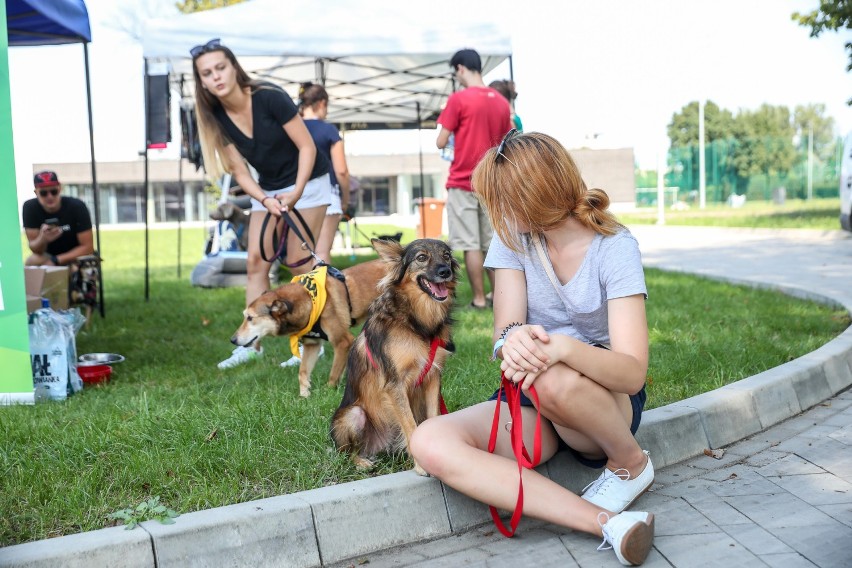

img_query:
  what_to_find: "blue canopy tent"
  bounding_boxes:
[6,0,103,316]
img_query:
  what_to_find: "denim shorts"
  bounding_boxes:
[487,362,647,469]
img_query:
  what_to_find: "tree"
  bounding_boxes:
[667,100,735,147]
[667,101,738,196]
[176,0,247,14]
[793,103,836,162]
[107,0,247,39]
[792,0,852,103]
[730,104,796,187]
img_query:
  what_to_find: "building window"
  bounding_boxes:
[356,177,392,216]
[114,184,144,223]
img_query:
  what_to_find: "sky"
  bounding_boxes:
[7,0,852,207]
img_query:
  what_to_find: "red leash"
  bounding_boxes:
[487,374,541,537]
[364,336,448,415]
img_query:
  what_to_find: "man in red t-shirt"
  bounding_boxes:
[437,49,512,310]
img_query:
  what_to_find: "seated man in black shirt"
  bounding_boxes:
[22,171,94,266]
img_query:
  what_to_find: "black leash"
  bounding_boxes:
[259,208,319,267]
[349,219,373,245]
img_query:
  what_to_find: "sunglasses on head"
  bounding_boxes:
[190,38,222,59]
[495,128,519,164]
[38,188,59,197]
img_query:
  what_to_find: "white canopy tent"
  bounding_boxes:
[139,0,512,298]
[142,0,513,130]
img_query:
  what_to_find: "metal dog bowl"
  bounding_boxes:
[78,353,125,367]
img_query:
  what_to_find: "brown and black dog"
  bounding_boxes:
[69,254,101,328]
[230,258,386,397]
[331,238,458,475]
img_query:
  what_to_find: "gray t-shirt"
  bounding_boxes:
[484,230,647,345]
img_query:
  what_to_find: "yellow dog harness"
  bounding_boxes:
[289,265,328,358]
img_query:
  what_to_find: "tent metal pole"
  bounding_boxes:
[177,156,183,279]
[143,59,150,301]
[416,102,426,237]
[83,42,104,317]
[177,76,184,279]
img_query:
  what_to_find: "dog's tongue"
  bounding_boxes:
[429,281,449,298]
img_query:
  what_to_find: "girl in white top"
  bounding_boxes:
[410,131,656,566]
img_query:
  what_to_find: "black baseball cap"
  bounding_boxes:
[34,171,60,188]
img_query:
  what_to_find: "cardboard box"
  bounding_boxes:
[24,266,69,310]
[26,295,43,313]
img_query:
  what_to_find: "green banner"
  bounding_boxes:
[0,7,34,405]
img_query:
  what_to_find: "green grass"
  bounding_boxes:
[2,221,848,546]
[618,197,841,230]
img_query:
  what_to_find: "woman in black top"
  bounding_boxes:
[192,39,332,369]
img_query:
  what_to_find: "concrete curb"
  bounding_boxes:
[3,278,852,567]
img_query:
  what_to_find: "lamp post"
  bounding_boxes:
[698,99,706,209]
[807,125,813,201]
[657,134,669,225]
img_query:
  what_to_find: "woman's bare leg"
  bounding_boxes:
[285,205,327,276]
[246,209,275,307]
[534,365,647,475]
[316,213,342,264]
[411,402,609,537]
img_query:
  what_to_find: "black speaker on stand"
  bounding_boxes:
[143,69,171,300]
[146,74,171,148]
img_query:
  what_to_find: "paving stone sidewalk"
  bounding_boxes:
[328,387,852,568]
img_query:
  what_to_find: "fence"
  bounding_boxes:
[652,136,843,205]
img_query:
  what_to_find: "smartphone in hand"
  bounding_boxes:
[44,218,59,226]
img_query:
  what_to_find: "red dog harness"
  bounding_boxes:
[364,336,448,415]
[488,374,542,537]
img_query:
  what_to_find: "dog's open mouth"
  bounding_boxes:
[243,335,259,347]
[418,276,450,301]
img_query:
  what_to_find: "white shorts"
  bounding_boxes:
[250,173,332,212]
[326,184,342,216]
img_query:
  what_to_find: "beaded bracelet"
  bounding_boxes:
[499,322,523,340]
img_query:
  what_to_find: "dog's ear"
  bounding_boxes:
[270,299,293,315]
[372,238,403,263]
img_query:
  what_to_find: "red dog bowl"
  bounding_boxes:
[79,364,112,385]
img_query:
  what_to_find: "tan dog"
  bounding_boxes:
[331,238,458,475]
[230,259,386,397]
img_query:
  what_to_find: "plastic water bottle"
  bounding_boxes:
[441,134,454,162]
[34,384,51,403]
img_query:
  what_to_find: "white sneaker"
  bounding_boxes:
[280,344,324,368]
[597,511,655,566]
[217,345,262,370]
[582,450,654,513]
